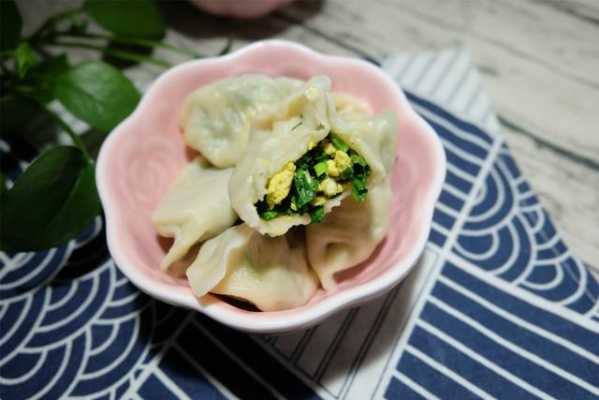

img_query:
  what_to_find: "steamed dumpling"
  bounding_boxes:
[229,76,338,236]
[306,178,393,290]
[330,110,397,186]
[181,74,303,167]
[152,158,237,271]
[229,75,397,239]
[186,224,318,311]
[304,103,398,289]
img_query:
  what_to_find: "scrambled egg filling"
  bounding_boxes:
[265,144,353,209]
[334,150,352,171]
[266,161,296,208]
[323,142,336,155]
[325,150,352,177]
[258,133,371,223]
[319,178,344,196]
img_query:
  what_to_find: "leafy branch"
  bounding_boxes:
[57,32,202,58]
[45,40,173,67]
[0,0,231,252]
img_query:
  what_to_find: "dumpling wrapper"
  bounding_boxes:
[230,76,348,237]
[152,158,237,271]
[331,109,397,186]
[332,92,371,116]
[181,74,303,167]
[306,178,393,290]
[305,99,398,290]
[186,224,318,311]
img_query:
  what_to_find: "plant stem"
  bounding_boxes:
[30,8,84,43]
[57,32,202,58]
[44,107,91,161]
[15,85,35,93]
[47,41,172,67]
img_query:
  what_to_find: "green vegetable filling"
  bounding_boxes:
[310,206,325,223]
[257,134,371,223]
[260,210,279,221]
[293,167,319,208]
[330,134,349,152]
[313,161,328,177]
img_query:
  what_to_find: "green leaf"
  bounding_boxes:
[28,55,70,103]
[0,172,6,199]
[0,0,22,51]
[0,146,100,252]
[80,128,107,160]
[15,42,37,78]
[0,96,60,157]
[53,61,140,132]
[83,0,165,39]
[34,54,70,77]
[0,96,40,133]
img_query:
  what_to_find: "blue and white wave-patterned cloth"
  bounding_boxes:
[1,49,598,400]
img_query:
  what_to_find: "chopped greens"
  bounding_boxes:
[330,134,349,152]
[351,176,368,202]
[314,161,328,177]
[260,210,279,220]
[296,145,327,170]
[256,132,371,223]
[293,167,318,208]
[350,152,367,167]
[346,147,370,202]
[256,199,275,220]
[291,121,302,131]
[349,150,370,202]
[339,167,354,181]
[310,206,325,223]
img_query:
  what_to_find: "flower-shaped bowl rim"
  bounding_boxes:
[96,40,446,333]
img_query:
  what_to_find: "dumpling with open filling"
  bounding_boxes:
[186,224,318,311]
[230,75,397,238]
[229,76,335,236]
[152,158,237,271]
[181,74,303,167]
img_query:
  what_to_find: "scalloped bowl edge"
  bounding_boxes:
[96,40,446,333]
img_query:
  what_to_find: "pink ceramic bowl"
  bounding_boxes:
[96,40,446,333]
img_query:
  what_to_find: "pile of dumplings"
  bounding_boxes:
[152,74,398,311]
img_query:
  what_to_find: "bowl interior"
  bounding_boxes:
[99,42,443,331]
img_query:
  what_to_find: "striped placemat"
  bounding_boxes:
[1,49,597,399]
